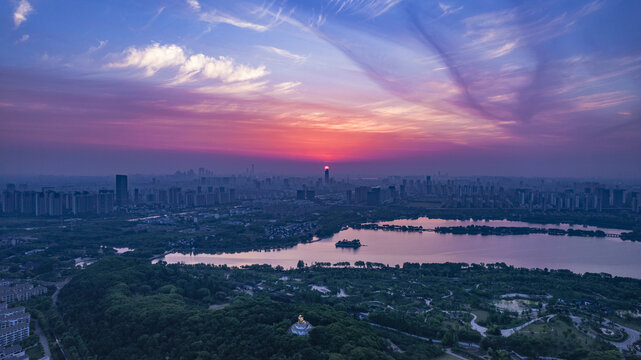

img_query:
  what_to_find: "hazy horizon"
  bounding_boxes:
[2,143,641,179]
[1,145,640,181]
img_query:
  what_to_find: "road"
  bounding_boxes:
[34,321,52,359]
[469,313,488,336]
[501,315,556,337]
[51,277,71,360]
[368,322,480,349]
[611,323,640,354]
[442,309,550,339]
[570,315,640,354]
[445,348,470,360]
[52,277,70,306]
[368,322,442,344]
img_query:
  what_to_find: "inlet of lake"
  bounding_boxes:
[156,218,641,278]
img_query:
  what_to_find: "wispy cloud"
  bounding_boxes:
[200,11,268,32]
[88,40,108,53]
[257,46,307,63]
[186,0,201,11]
[18,34,30,43]
[333,0,403,18]
[198,81,269,95]
[438,3,463,17]
[273,81,302,94]
[142,6,166,29]
[13,0,33,28]
[487,41,518,59]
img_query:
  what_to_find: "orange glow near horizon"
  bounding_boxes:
[324,166,329,170]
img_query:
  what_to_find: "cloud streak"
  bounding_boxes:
[200,11,268,32]
[186,0,201,11]
[257,46,307,63]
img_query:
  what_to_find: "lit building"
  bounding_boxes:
[324,166,330,184]
[289,315,312,336]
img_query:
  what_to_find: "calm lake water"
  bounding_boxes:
[157,218,641,278]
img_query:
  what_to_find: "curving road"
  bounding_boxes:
[34,321,52,359]
[469,313,488,336]
[501,315,556,337]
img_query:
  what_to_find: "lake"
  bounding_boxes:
[156,217,641,278]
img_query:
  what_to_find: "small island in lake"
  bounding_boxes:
[335,239,362,248]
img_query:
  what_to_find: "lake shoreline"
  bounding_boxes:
[156,217,641,279]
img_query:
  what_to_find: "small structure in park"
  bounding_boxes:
[289,314,313,336]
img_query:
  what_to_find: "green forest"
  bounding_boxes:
[45,257,641,360]
[56,257,441,360]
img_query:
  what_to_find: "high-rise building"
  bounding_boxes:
[168,187,182,206]
[355,186,369,203]
[324,166,330,184]
[115,174,128,206]
[612,189,624,207]
[345,190,353,203]
[97,190,114,215]
[367,187,381,206]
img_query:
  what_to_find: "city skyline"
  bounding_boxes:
[1,0,640,178]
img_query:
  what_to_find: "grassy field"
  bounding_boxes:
[517,317,594,349]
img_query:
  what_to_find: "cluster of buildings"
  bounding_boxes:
[0,283,47,304]
[0,280,46,360]
[433,182,640,211]
[0,174,243,216]
[0,303,29,349]
[1,169,640,216]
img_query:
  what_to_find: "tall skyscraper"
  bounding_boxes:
[115,174,128,206]
[324,166,330,184]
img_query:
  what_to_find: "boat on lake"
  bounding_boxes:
[336,239,362,248]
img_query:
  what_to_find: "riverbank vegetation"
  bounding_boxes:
[434,225,607,237]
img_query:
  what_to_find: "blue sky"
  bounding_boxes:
[1,0,640,177]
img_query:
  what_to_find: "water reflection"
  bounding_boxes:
[156,218,640,278]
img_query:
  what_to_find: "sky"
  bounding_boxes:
[1,0,640,177]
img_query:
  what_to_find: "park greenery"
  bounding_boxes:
[37,257,641,359]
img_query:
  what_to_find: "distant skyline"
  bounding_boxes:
[1,0,640,178]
